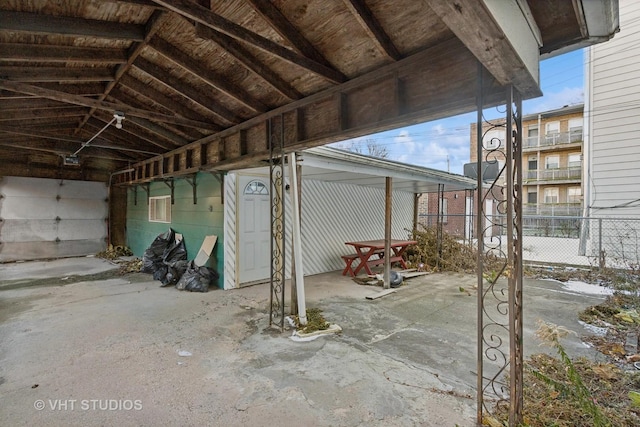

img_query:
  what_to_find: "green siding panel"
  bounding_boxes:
[125,172,225,288]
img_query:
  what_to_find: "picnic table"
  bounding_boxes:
[342,239,417,276]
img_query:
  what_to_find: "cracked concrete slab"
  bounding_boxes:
[0,258,607,426]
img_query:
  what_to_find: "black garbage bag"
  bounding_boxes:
[141,229,175,274]
[176,261,219,292]
[161,259,189,287]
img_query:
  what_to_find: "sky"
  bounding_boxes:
[331,49,585,175]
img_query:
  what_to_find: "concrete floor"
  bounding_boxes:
[0,257,608,426]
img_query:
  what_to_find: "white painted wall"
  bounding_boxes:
[0,177,107,262]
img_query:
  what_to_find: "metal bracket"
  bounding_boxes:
[184,174,197,204]
[162,179,175,205]
[209,171,224,204]
[138,183,150,205]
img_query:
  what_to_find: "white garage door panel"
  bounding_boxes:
[56,200,108,218]
[0,219,58,242]
[58,181,107,199]
[0,177,107,262]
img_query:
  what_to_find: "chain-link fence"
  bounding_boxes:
[417,214,640,270]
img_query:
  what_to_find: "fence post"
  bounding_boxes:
[598,218,604,268]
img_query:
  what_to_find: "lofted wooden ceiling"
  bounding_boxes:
[0,0,618,182]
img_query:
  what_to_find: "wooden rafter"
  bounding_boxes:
[149,37,268,113]
[341,0,401,61]
[133,57,242,125]
[195,25,302,101]
[244,0,334,68]
[0,43,128,64]
[74,10,168,135]
[0,79,219,130]
[0,11,145,41]
[0,67,115,82]
[150,0,346,84]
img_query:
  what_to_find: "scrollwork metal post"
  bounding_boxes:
[269,115,286,330]
[476,70,523,426]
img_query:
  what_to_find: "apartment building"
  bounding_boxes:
[470,104,584,216]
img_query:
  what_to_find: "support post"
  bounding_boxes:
[289,152,306,325]
[383,176,392,289]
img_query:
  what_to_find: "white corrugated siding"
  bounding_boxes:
[300,179,414,275]
[0,176,107,262]
[588,0,640,218]
[224,173,415,288]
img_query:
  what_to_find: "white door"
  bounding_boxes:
[485,199,494,237]
[238,176,271,284]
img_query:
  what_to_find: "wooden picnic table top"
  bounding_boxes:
[344,239,417,249]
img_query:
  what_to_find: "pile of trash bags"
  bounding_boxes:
[140,229,218,292]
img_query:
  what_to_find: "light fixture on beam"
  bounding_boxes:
[114,111,125,129]
[70,111,126,160]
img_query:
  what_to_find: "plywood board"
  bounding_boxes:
[194,235,217,266]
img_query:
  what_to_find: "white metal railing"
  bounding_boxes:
[523,129,583,149]
[525,167,582,181]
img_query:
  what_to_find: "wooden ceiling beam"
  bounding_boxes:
[244,0,334,69]
[342,0,401,61]
[91,110,179,151]
[134,57,242,126]
[35,82,107,96]
[195,25,302,101]
[0,106,88,121]
[73,10,168,135]
[118,74,219,127]
[149,37,268,113]
[0,79,219,130]
[0,43,128,64]
[0,67,115,82]
[0,11,146,41]
[150,0,346,84]
[0,139,137,162]
[0,98,71,111]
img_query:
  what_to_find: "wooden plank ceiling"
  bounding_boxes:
[0,0,590,182]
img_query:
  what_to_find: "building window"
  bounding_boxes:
[528,155,538,171]
[543,188,559,204]
[526,126,538,147]
[568,153,581,168]
[527,191,537,204]
[569,118,583,142]
[545,155,559,169]
[567,187,582,204]
[149,195,171,223]
[545,121,560,144]
[243,180,269,195]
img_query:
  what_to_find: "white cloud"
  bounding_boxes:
[524,87,583,114]
[393,130,416,154]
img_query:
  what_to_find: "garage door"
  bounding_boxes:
[0,177,107,262]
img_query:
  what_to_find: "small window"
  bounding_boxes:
[544,188,559,204]
[569,118,583,142]
[527,191,537,204]
[568,153,581,168]
[244,180,269,195]
[149,195,171,223]
[528,155,538,171]
[567,187,582,204]
[545,155,559,169]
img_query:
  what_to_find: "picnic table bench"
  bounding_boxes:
[342,239,417,276]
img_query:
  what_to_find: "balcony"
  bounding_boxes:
[523,203,582,217]
[525,167,582,183]
[524,129,583,150]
